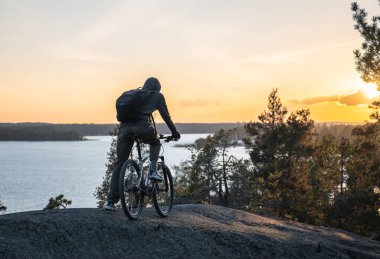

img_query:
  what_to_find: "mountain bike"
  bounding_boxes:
[119,134,177,220]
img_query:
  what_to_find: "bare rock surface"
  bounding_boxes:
[0,204,379,258]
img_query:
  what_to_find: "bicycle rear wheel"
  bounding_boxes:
[119,160,143,220]
[152,163,174,217]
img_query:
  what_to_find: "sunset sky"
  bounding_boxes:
[1,0,380,123]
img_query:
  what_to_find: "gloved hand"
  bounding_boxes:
[171,130,181,140]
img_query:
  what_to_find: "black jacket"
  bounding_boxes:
[124,77,177,133]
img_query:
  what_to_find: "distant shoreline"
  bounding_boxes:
[0,122,362,141]
[0,133,209,142]
[0,123,244,141]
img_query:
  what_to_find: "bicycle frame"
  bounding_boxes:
[133,138,151,194]
[133,137,169,196]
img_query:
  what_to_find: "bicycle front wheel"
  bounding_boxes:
[119,160,143,220]
[152,163,174,217]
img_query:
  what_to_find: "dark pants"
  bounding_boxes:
[107,121,161,204]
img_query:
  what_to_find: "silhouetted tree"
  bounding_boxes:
[302,135,341,225]
[175,129,241,206]
[282,110,316,222]
[44,194,72,209]
[244,89,288,214]
[174,135,218,204]
[245,89,316,219]
[340,122,380,236]
[350,1,380,237]
[336,137,353,226]
[228,158,256,211]
[213,129,239,205]
[94,125,119,208]
[352,1,380,88]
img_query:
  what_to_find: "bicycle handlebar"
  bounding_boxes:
[159,134,179,142]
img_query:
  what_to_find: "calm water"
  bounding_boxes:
[0,134,248,213]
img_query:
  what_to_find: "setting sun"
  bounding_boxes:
[361,83,380,99]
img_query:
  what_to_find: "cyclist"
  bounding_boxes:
[104,77,181,211]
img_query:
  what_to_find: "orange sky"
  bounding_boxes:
[0,0,379,123]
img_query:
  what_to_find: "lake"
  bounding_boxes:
[0,134,249,213]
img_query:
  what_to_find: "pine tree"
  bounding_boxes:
[244,89,288,214]
[228,158,256,212]
[257,88,288,129]
[281,109,316,221]
[245,89,317,219]
[342,122,380,236]
[350,1,380,237]
[94,125,119,208]
[174,129,239,206]
[352,1,380,88]
[304,135,341,225]
[174,134,219,204]
[212,129,239,206]
[335,137,352,227]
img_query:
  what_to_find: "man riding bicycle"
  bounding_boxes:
[104,77,180,211]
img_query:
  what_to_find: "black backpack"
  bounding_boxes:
[116,89,150,122]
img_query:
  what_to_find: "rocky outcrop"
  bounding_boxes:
[0,204,379,258]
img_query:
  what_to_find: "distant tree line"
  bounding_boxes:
[174,89,380,238]
[0,124,84,141]
[0,123,246,140]
[0,122,357,141]
[315,123,358,141]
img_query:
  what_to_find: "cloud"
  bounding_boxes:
[180,99,228,107]
[289,90,371,106]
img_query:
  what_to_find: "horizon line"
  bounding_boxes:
[0,121,365,125]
